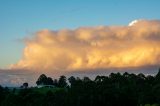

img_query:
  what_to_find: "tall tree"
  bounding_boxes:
[58,75,67,88]
[68,76,76,87]
[155,68,160,80]
[36,74,54,85]
[36,74,48,85]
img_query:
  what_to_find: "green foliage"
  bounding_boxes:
[32,87,64,94]
[36,74,54,86]
[58,75,68,88]
[1,69,160,106]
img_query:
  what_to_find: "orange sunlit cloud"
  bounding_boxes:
[11,20,160,73]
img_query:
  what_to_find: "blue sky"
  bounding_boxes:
[0,0,160,68]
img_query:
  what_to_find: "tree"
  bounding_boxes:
[53,79,58,87]
[68,76,76,87]
[0,85,5,105]
[58,75,67,88]
[83,77,91,82]
[94,76,106,83]
[36,74,54,85]
[36,74,48,85]
[2,69,160,106]
[138,73,146,79]
[146,75,155,84]
[23,82,28,88]
[123,72,129,77]
[47,77,54,85]
[155,68,160,81]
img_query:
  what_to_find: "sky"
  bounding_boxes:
[0,0,160,86]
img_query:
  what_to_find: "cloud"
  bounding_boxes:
[10,20,160,74]
[0,69,37,86]
[128,20,139,26]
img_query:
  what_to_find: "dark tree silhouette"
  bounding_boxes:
[68,76,76,87]
[53,79,58,87]
[156,68,160,80]
[2,69,160,106]
[36,74,48,85]
[23,82,28,88]
[47,77,54,85]
[36,74,54,85]
[58,75,67,88]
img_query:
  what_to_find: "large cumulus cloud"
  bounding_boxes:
[11,20,160,73]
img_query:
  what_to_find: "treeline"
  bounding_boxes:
[1,69,160,106]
